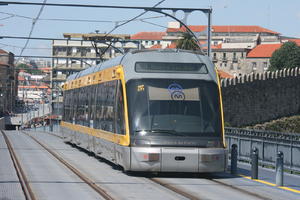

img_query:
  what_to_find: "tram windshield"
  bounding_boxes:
[126,79,222,137]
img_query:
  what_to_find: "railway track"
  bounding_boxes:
[21,131,115,200]
[147,173,272,200]
[205,177,271,200]
[3,129,112,199]
[149,177,202,200]
[18,130,293,200]
[36,130,271,200]
[2,130,36,200]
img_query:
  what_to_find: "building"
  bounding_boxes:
[165,23,280,46]
[131,31,167,48]
[246,44,282,73]
[17,69,50,105]
[52,33,139,89]
[132,23,285,76]
[0,49,17,116]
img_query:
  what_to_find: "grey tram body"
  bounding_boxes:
[61,49,227,172]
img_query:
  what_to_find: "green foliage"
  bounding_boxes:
[175,32,200,51]
[224,122,231,127]
[248,115,300,133]
[269,42,300,71]
[16,63,43,75]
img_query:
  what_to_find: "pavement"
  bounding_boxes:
[232,162,300,194]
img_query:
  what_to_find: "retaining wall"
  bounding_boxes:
[221,67,300,127]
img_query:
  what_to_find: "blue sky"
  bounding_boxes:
[0,0,299,57]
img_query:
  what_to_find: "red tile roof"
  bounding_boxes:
[166,42,177,49]
[18,76,25,81]
[0,49,8,54]
[150,44,162,49]
[202,43,222,50]
[18,85,49,89]
[167,25,279,35]
[131,32,166,40]
[0,62,9,66]
[287,39,300,46]
[217,69,234,79]
[247,44,282,58]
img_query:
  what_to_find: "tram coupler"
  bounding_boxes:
[276,151,284,186]
[251,147,258,179]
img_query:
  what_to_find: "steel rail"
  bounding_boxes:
[22,131,115,200]
[149,178,202,200]
[206,177,271,200]
[1,131,36,200]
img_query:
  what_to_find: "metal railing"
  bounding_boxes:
[225,127,300,173]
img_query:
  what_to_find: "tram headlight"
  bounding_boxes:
[142,153,160,162]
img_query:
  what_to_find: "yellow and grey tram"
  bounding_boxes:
[61,49,227,172]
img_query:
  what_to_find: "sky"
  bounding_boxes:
[0,0,299,57]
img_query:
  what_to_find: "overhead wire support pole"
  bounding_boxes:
[207,8,212,58]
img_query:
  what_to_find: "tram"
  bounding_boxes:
[61,49,227,172]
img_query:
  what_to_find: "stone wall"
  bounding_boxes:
[221,67,300,127]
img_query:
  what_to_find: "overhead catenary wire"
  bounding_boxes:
[104,0,166,37]
[0,11,166,23]
[19,0,47,57]
[97,0,166,59]
[0,42,52,49]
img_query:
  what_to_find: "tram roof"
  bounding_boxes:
[66,49,205,81]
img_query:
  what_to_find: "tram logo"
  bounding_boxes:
[167,83,185,100]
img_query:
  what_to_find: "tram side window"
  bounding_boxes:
[66,90,72,123]
[75,88,79,124]
[115,81,125,135]
[63,90,68,121]
[73,88,79,124]
[95,83,103,129]
[89,85,96,127]
[83,86,89,127]
[94,81,117,132]
[69,89,75,123]
[77,87,86,125]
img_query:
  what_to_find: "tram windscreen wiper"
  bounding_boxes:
[135,129,185,136]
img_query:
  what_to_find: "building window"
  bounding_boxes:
[263,62,268,71]
[252,62,257,71]
[67,47,72,56]
[213,53,217,61]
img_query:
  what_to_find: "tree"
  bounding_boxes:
[269,41,300,71]
[175,32,200,51]
[16,63,43,75]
